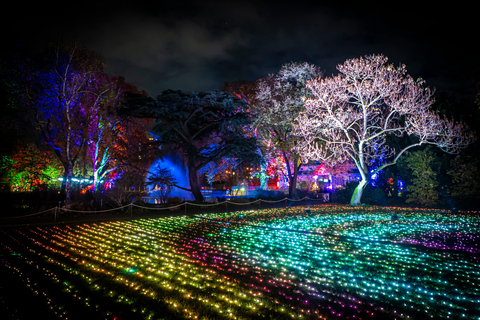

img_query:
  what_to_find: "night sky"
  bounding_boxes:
[5,1,478,99]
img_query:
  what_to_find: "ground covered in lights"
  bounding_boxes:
[1,205,479,320]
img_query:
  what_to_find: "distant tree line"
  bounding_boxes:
[1,42,479,211]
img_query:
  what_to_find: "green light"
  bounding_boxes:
[2,205,479,319]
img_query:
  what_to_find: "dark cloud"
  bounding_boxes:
[5,1,477,98]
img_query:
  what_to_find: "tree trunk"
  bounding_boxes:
[288,161,300,199]
[93,169,99,193]
[61,167,73,206]
[260,163,268,190]
[283,152,301,199]
[350,179,367,206]
[188,167,204,202]
[60,172,67,201]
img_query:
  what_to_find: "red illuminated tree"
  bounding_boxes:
[1,144,62,192]
[294,55,475,206]
[86,78,150,193]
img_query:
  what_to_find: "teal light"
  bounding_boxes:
[2,205,479,319]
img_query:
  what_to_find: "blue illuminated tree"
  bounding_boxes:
[28,43,121,204]
[145,162,177,203]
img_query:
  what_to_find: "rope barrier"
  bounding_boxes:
[187,201,228,207]
[259,198,287,203]
[1,195,328,223]
[132,203,185,210]
[0,207,56,219]
[228,199,261,205]
[59,205,130,214]
[289,196,309,202]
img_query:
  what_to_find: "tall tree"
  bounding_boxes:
[123,90,260,202]
[85,77,146,192]
[252,62,323,198]
[26,42,120,204]
[294,54,475,206]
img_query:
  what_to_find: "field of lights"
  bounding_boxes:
[1,205,479,320]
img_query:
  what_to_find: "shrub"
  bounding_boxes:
[167,196,183,204]
[363,186,388,206]
[331,182,357,204]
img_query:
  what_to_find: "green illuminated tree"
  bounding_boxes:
[0,144,62,192]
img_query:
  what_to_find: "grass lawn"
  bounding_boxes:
[1,205,479,320]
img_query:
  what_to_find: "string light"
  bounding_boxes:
[0,205,478,319]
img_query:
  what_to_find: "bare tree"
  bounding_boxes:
[86,77,143,192]
[294,55,475,206]
[105,170,145,207]
[252,62,323,198]
[32,43,111,204]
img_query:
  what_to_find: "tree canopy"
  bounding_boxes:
[9,42,150,204]
[252,62,323,198]
[123,89,260,201]
[294,54,475,205]
[26,43,114,203]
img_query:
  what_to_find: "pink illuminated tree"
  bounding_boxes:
[294,54,475,206]
[252,62,323,198]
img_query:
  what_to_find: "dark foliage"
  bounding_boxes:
[122,90,261,202]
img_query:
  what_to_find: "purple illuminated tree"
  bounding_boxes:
[29,43,121,204]
[294,55,475,206]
